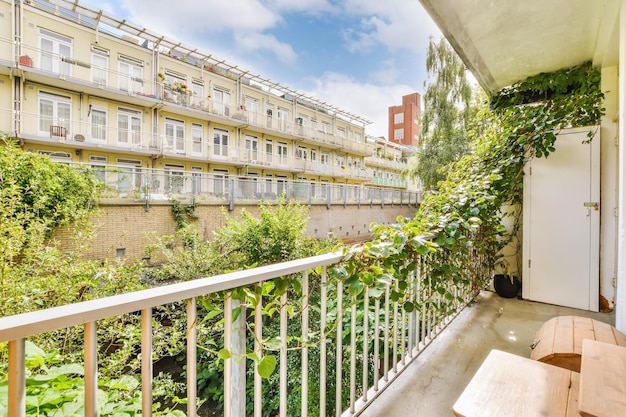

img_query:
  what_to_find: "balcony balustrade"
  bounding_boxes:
[0,250,477,417]
[5,35,371,157]
[66,163,419,208]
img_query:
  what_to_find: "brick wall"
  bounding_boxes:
[53,202,418,262]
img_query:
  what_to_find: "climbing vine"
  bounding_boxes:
[341,61,605,306]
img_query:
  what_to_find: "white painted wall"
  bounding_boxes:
[600,66,619,309]
[615,3,626,333]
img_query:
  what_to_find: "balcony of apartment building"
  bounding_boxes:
[7,107,382,185]
[2,240,619,417]
[72,164,416,209]
[6,37,371,161]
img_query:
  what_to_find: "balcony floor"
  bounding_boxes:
[358,290,615,417]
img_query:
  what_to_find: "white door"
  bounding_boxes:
[522,127,600,311]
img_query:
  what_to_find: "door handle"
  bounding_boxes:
[583,202,599,211]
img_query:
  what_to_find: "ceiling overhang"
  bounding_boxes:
[418,0,621,94]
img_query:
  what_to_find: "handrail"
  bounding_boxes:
[0,252,342,342]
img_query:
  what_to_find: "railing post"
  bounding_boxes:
[85,321,98,417]
[141,308,153,417]
[8,339,25,417]
[187,299,197,417]
[230,298,246,417]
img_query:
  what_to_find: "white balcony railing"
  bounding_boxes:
[0,250,476,417]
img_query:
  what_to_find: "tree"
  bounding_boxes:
[405,36,483,191]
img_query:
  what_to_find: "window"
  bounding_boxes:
[354,132,361,142]
[394,128,404,140]
[296,146,307,160]
[91,47,109,86]
[394,112,404,124]
[116,159,142,193]
[321,152,330,165]
[192,123,203,154]
[213,128,229,157]
[277,108,288,129]
[91,108,107,140]
[117,109,142,146]
[337,127,345,138]
[39,29,72,76]
[165,118,185,152]
[213,169,229,195]
[90,156,107,183]
[296,114,308,127]
[277,175,288,197]
[118,56,143,93]
[310,149,317,162]
[245,96,260,114]
[213,88,231,116]
[165,164,185,194]
[192,166,203,194]
[277,142,288,164]
[266,105,274,128]
[336,155,345,166]
[38,150,71,163]
[191,82,203,108]
[245,135,258,161]
[39,92,71,137]
[265,139,273,164]
[321,121,330,134]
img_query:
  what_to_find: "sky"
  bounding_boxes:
[96,0,442,138]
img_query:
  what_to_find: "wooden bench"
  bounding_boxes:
[530,315,626,372]
[453,349,580,417]
[578,339,626,417]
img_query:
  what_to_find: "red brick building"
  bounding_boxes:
[388,93,421,147]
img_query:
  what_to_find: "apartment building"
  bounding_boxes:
[0,0,410,203]
[388,93,421,147]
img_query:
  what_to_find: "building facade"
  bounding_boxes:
[0,0,412,204]
[388,93,421,147]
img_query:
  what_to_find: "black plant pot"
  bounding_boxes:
[493,274,521,298]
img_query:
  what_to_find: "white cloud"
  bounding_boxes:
[340,0,440,53]
[306,72,417,138]
[267,0,337,14]
[121,0,280,33]
[233,32,298,65]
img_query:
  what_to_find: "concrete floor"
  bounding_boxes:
[357,290,616,417]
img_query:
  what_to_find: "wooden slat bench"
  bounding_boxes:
[453,349,580,417]
[530,315,626,372]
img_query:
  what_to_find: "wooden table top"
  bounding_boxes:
[453,349,574,417]
[578,339,626,417]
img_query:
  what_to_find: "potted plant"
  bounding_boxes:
[493,259,521,298]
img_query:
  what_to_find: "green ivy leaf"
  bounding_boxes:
[257,355,277,379]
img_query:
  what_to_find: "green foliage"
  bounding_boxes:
[213,196,336,268]
[407,37,484,191]
[0,342,185,417]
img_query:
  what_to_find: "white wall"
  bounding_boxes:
[615,2,626,333]
[600,66,619,309]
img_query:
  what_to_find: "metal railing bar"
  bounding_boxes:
[224,293,232,417]
[279,291,288,417]
[383,286,390,382]
[141,308,153,417]
[8,338,26,417]
[349,300,357,413]
[0,252,343,342]
[361,287,369,402]
[254,284,263,417]
[301,270,309,417]
[319,266,328,417]
[186,299,197,417]
[373,297,380,391]
[335,281,344,417]
[84,321,98,417]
